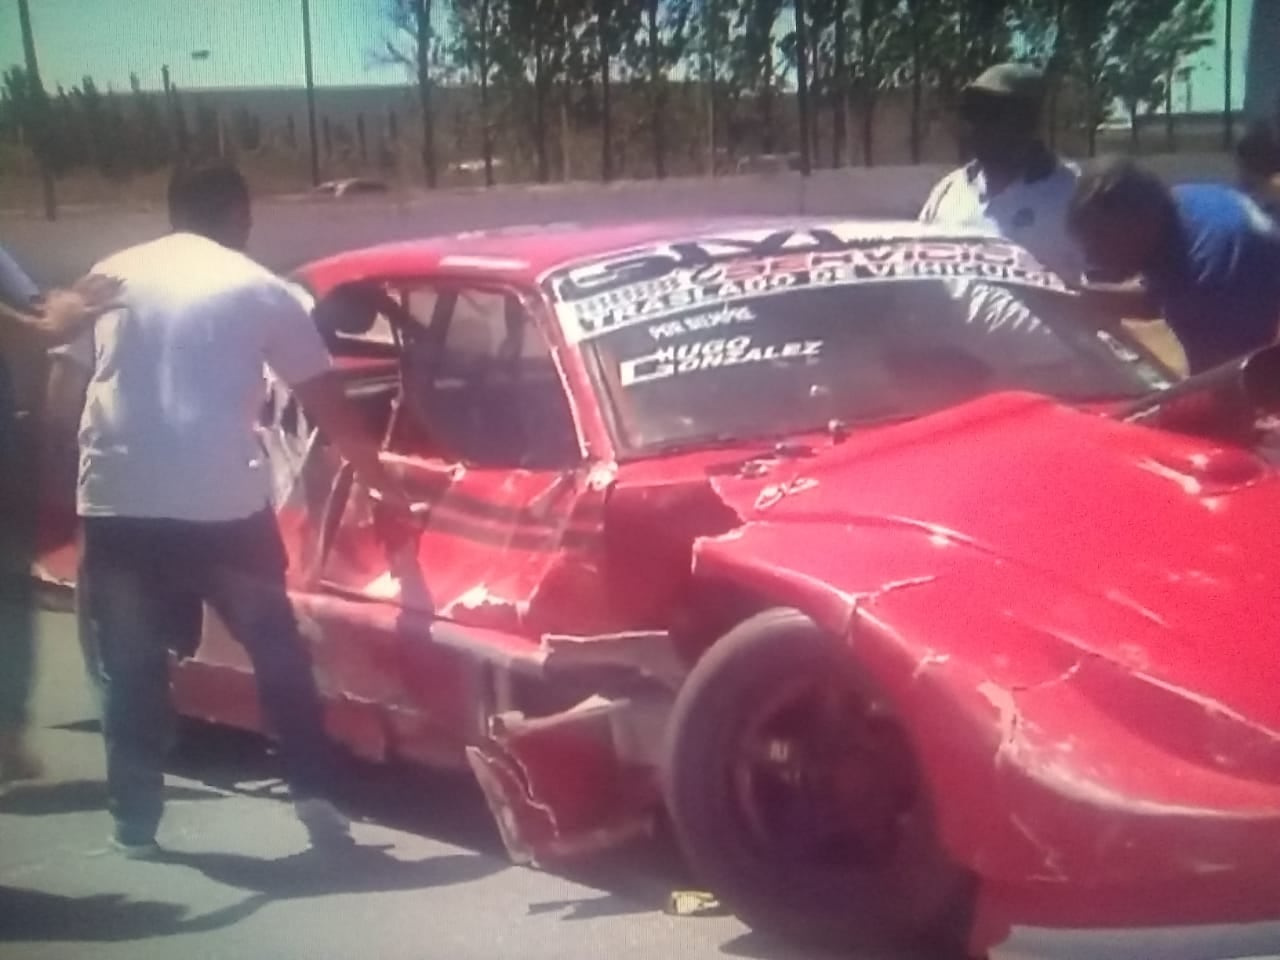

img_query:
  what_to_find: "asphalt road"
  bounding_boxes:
[3,607,838,960]
[9,613,1280,960]
[1,603,1021,960]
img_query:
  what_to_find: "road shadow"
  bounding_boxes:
[0,885,265,942]
[156,840,500,901]
[167,722,286,792]
[156,724,877,960]
[526,893,656,922]
[168,722,507,857]
[50,719,100,734]
[0,778,222,816]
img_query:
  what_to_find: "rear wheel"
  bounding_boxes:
[662,608,974,955]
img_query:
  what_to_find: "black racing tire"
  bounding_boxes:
[661,608,976,956]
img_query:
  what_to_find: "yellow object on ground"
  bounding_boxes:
[664,890,730,918]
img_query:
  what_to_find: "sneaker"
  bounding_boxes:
[110,836,162,860]
[294,797,352,847]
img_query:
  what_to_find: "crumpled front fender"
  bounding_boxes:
[691,517,1280,913]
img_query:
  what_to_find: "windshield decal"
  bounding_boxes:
[619,334,824,387]
[547,233,1066,342]
[646,304,758,341]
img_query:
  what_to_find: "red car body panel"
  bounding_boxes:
[35,219,1280,955]
[691,392,1280,940]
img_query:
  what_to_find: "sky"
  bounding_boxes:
[0,0,1258,113]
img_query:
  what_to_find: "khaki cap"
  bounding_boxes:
[965,63,1046,104]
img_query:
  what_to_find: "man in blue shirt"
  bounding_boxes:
[1067,157,1280,374]
[0,244,119,784]
[1236,119,1280,222]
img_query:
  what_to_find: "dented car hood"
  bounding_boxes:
[702,391,1280,730]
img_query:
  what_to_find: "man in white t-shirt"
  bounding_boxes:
[46,162,406,856]
[920,63,1085,284]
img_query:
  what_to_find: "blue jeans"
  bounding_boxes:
[0,362,35,734]
[77,509,334,843]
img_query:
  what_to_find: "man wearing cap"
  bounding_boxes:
[920,63,1085,284]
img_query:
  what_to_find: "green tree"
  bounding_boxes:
[48,83,88,173]
[129,72,172,170]
[17,0,56,218]
[625,0,693,178]
[380,0,445,186]
[1014,0,1068,147]
[808,0,850,167]
[493,0,590,182]
[730,0,785,155]
[849,0,905,166]
[887,0,1015,164]
[448,0,502,185]
[589,0,644,181]
[3,65,75,181]
[71,77,126,178]
[901,0,932,162]
[780,0,814,172]
[1041,0,1214,156]
[932,0,1016,109]
[1111,0,1213,148]
[694,0,736,172]
[1055,0,1115,155]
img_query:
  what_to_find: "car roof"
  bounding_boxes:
[295,217,1010,295]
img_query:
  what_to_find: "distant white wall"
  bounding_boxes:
[0,153,1238,288]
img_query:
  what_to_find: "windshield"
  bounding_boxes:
[547,234,1172,453]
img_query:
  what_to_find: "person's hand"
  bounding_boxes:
[72,273,124,310]
[35,274,124,344]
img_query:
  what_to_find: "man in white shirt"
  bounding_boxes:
[46,162,406,856]
[920,63,1085,284]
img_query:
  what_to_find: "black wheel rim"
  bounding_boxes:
[729,674,918,872]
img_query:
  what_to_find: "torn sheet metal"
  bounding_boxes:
[540,630,685,690]
[319,457,617,638]
[686,414,1280,945]
[465,694,663,864]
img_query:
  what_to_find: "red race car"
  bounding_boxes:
[37,219,1280,958]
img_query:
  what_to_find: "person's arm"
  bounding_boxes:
[1076,279,1161,321]
[31,275,122,346]
[0,245,38,308]
[0,274,122,349]
[261,282,409,508]
[0,244,42,353]
[290,371,406,505]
